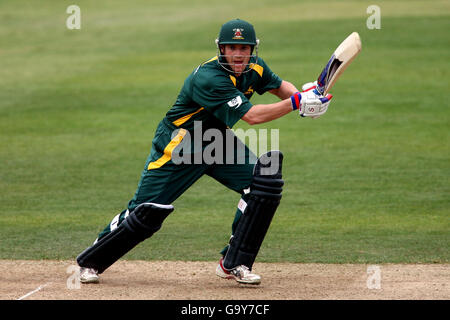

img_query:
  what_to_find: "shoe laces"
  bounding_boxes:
[82,267,98,275]
[232,265,251,278]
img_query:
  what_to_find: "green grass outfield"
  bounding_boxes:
[0,0,448,263]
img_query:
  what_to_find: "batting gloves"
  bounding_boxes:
[290,84,333,118]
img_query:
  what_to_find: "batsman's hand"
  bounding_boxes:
[290,88,333,119]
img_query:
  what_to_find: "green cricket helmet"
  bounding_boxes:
[217,19,258,45]
[215,19,260,74]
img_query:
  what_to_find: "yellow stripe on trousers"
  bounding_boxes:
[147,128,187,170]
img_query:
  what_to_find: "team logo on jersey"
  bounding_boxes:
[232,28,244,40]
[227,95,243,109]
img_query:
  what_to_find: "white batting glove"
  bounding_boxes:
[290,90,333,118]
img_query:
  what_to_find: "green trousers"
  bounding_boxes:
[96,118,256,256]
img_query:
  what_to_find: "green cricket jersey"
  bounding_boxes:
[165,56,283,131]
[142,55,282,175]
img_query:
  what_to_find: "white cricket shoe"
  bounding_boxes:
[79,267,99,284]
[216,258,261,285]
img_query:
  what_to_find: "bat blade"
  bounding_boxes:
[316,32,362,95]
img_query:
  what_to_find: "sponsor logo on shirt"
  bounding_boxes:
[227,95,243,109]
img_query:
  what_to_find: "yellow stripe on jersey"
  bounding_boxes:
[249,63,264,77]
[202,56,218,66]
[147,128,187,170]
[229,75,237,87]
[172,107,204,127]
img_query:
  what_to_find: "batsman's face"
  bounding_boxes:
[221,44,252,76]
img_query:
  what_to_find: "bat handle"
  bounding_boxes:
[316,84,325,96]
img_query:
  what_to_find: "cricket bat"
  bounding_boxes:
[316,32,362,95]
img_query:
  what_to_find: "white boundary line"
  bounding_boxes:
[17,283,50,300]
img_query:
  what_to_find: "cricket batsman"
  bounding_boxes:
[77,19,332,285]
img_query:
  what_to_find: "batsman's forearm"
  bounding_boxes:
[269,80,299,99]
[242,99,293,125]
